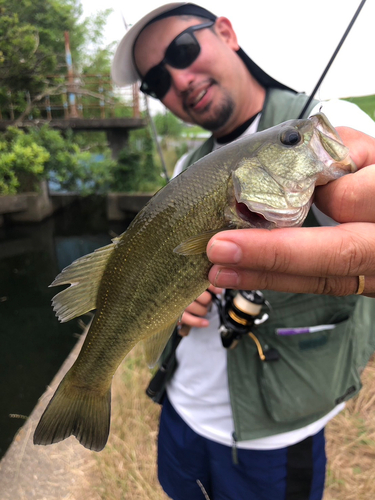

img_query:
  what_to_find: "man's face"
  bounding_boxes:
[133,16,243,135]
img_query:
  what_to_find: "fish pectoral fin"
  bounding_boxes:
[173,229,224,256]
[50,240,118,323]
[143,320,179,368]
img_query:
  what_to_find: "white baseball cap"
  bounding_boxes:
[111,3,213,87]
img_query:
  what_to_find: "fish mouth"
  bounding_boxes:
[235,201,272,228]
[310,114,341,141]
[309,114,356,177]
[236,199,311,228]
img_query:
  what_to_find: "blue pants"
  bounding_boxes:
[158,396,326,500]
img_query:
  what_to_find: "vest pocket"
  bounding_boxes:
[258,316,362,423]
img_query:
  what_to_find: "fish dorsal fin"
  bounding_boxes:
[173,229,222,256]
[50,240,118,323]
[143,320,179,368]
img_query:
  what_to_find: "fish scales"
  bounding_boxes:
[72,156,234,380]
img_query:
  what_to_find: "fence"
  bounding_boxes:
[0,74,140,122]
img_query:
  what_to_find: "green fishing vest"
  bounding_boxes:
[167,88,375,441]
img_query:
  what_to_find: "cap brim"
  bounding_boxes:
[111,3,186,87]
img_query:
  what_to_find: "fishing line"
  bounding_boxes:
[298,0,367,118]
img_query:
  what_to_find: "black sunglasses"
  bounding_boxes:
[139,20,215,100]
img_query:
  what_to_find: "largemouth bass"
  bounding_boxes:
[33,113,355,451]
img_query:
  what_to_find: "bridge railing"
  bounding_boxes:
[0,74,141,122]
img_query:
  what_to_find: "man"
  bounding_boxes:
[112,3,375,499]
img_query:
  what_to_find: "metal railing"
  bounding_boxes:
[0,74,140,122]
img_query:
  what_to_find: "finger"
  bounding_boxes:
[185,300,210,318]
[315,166,375,223]
[207,284,224,295]
[207,223,375,278]
[336,127,375,168]
[181,311,209,328]
[194,290,216,307]
[208,266,375,297]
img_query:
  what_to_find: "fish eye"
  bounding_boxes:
[280,129,302,146]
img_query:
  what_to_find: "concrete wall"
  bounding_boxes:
[0,194,28,227]
[0,195,28,215]
[0,181,54,226]
[0,188,152,226]
[106,129,130,160]
[107,193,153,220]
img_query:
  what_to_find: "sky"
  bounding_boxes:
[80,0,375,102]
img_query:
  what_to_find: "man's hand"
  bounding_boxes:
[314,127,375,224]
[179,285,223,335]
[206,127,375,298]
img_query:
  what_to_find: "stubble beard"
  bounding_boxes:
[184,91,236,133]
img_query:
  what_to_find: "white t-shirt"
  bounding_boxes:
[167,99,375,450]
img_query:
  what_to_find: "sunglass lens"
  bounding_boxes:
[141,64,171,100]
[166,32,200,68]
[140,29,203,99]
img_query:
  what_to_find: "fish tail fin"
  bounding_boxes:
[33,373,111,452]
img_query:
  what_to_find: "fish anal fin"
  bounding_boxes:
[143,321,179,368]
[51,242,116,323]
[173,229,223,256]
[33,371,111,452]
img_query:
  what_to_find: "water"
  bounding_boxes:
[0,199,130,458]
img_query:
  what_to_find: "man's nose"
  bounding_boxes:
[167,66,195,93]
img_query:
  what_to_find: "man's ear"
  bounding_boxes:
[214,17,240,51]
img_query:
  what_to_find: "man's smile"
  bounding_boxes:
[183,80,215,112]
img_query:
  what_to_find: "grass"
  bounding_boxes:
[344,94,375,121]
[77,345,166,500]
[76,349,375,500]
[323,355,375,500]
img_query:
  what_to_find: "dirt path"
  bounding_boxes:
[0,329,98,500]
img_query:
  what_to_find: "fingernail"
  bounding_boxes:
[207,240,242,264]
[213,268,239,288]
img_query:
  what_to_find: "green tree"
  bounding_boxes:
[0,0,81,94]
[0,127,49,194]
[0,0,113,118]
[0,1,161,195]
[0,125,115,195]
[26,126,116,194]
[112,127,165,193]
[0,127,50,195]
[153,111,184,137]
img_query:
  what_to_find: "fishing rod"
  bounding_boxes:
[298,0,367,118]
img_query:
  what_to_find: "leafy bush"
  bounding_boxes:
[0,125,115,195]
[0,127,50,193]
[0,123,166,195]
[112,128,165,193]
